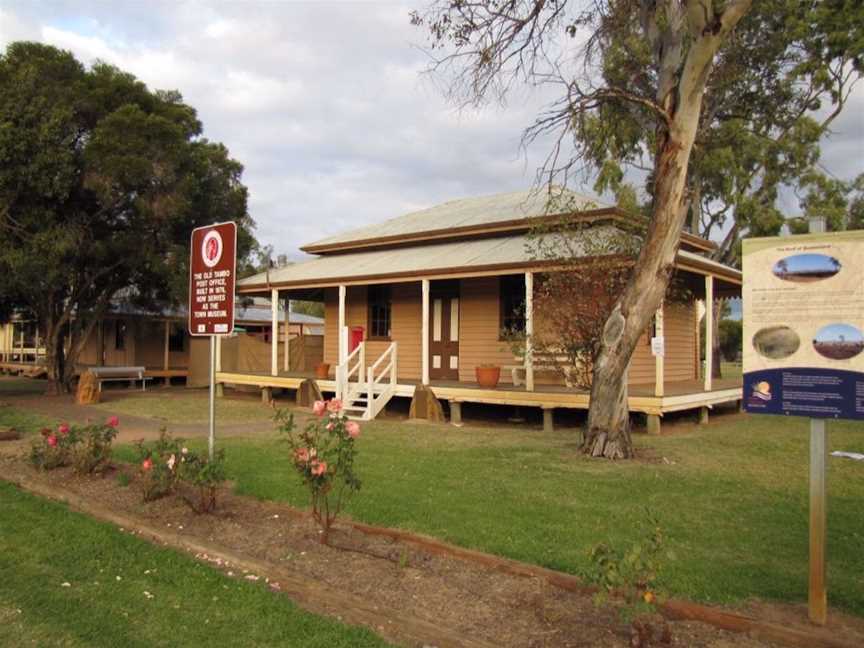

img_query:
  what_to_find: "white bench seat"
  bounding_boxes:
[88,366,151,391]
[504,353,578,388]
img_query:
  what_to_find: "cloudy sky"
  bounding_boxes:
[1,1,861,260]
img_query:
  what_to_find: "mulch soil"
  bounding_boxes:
[0,442,861,648]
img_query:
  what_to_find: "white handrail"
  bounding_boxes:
[366,342,397,420]
[369,342,394,374]
[336,340,366,403]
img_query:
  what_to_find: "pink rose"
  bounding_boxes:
[142,458,153,471]
[345,421,360,438]
[46,434,58,447]
[326,422,334,431]
[294,448,310,463]
[326,399,342,414]
[312,400,326,417]
[58,423,70,435]
[106,415,120,428]
[310,460,327,477]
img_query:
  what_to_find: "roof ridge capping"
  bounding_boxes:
[299,188,611,253]
[299,188,715,255]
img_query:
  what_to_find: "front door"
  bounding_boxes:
[429,281,460,381]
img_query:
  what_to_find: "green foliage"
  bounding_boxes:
[719,319,743,362]
[133,428,227,512]
[526,209,691,390]
[0,42,258,390]
[177,447,228,513]
[789,171,864,233]
[135,428,183,502]
[587,509,672,621]
[71,421,119,475]
[292,300,325,319]
[29,426,75,470]
[116,471,131,488]
[28,418,118,473]
[276,401,362,544]
[411,1,863,264]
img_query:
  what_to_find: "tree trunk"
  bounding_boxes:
[689,181,702,234]
[584,138,691,458]
[44,318,71,395]
[583,1,752,459]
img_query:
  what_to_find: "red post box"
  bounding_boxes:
[349,326,365,352]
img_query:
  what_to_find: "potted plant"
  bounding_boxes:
[315,362,330,379]
[475,364,501,389]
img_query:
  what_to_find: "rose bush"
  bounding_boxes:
[276,399,361,544]
[72,418,119,474]
[135,428,182,502]
[29,417,118,474]
[176,447,227,514]
[134,429,227,512]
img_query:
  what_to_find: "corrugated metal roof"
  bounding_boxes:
[239,226,622,289]
[106,303,323,325]
[303,188,608,250]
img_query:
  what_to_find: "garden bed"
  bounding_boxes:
[0,446,861,648]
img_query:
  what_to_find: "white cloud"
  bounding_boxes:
[2,0,861,257]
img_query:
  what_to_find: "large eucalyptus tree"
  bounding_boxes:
[412,1,862,458]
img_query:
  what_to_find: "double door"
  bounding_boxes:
[429,282,460,381]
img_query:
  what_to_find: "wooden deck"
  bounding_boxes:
[0,361,47,377]
[215,370,742,417]
[1,363,189,381]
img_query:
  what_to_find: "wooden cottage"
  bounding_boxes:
[0,305,324,386]
[224,190,742,431]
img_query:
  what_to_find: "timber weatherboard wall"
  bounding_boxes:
[76,318,190,370]
[324,284,424,380]
[321,277,699,387]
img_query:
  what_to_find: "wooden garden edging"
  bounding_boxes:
[347,521,857,648]
[3,473,858,648]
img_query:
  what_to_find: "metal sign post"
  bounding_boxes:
[809,415,827,624]
[209,335,217,460]
[807,215,827,626]
[188,221,237,461]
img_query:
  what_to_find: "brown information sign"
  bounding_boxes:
[188,221,237,336]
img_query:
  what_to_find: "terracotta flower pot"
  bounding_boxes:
[315,363,331,379]
[475,365,501,389]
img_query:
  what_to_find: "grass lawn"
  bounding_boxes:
[92,391,276,425]
[0,405,53,434]
[0,376,50,396]
[0,481,390,647]
[118,410,864,616]
[0,378,53,433]
[720,361,742,379]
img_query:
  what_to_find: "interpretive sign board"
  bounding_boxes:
[742,230,864,420]
[188,221,237,336]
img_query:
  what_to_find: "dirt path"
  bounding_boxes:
[1,390,282,442]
